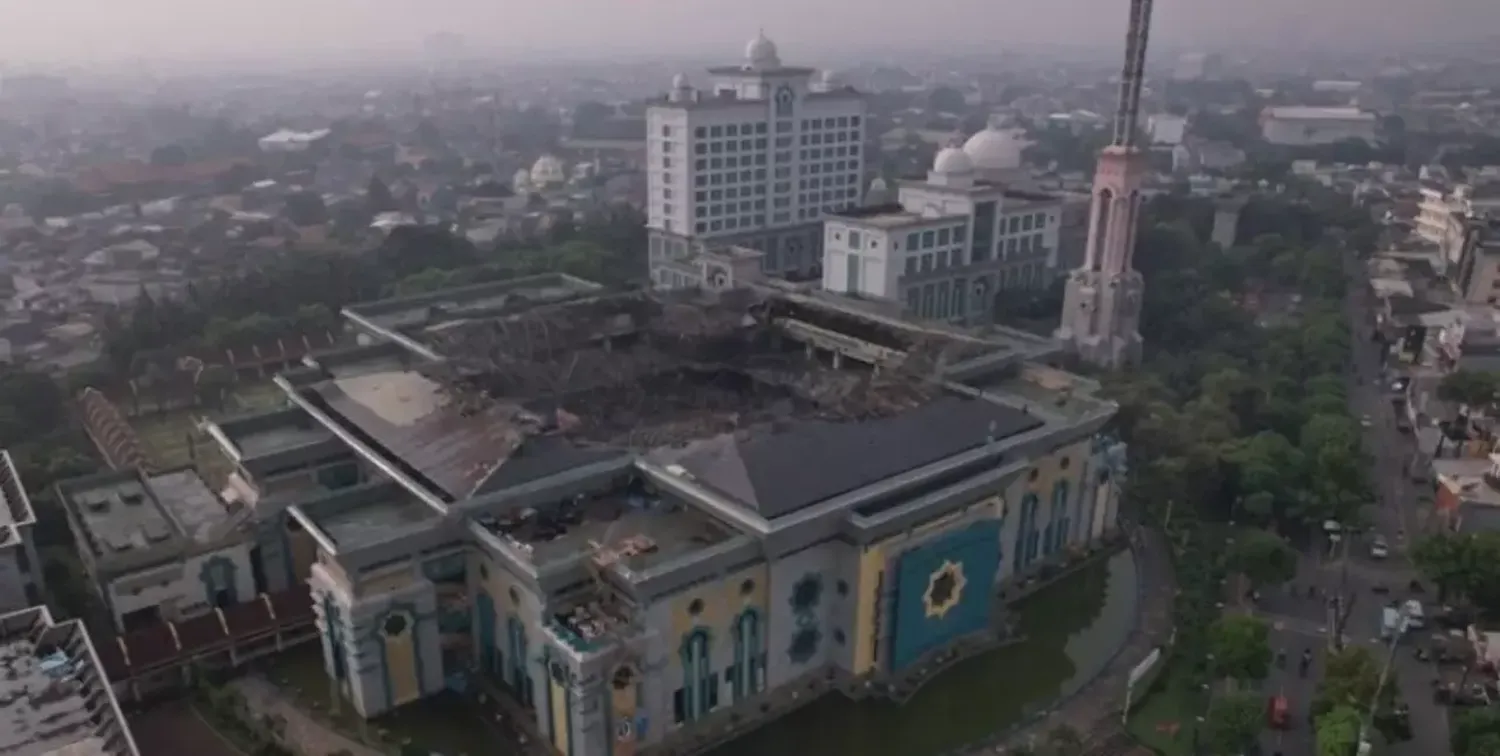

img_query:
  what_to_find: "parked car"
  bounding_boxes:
[1370,536,1389,559]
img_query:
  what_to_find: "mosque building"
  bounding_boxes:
[155,269,1126,756]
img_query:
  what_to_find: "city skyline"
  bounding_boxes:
[3,0,1497,66]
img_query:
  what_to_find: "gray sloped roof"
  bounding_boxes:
[666,396,1041,519]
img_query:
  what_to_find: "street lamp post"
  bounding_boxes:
[1357,605,1408,753]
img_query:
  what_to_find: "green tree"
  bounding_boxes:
[1208,614,1272,683]
[1228,529,1297,587]
[1315,704,1363,756]
[1314,646,1395,719]
[1412,532,1500,614]
[1414,532,1477,603]
[283,190,328,227]
[1455,708,1500,756]
[366,175,397,213]
[1440,370,1500,412]
[1202,691,1264,755]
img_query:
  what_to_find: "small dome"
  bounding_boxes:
[671,73,689,89]
[745,32,781,69]
[962,127,1025,171]
[932,147,974,175]
[869,177,888,192]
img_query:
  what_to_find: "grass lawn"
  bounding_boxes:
[263,645,499,756]
[128,379,288,476]
[375,693,500,756]
[262,644,369,737]
[227,381,291,414]
[1126,676,1199,756]
[133,409,201,470]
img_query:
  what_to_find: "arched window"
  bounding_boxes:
[1090,189,1114,271]
[1048,480,1072,554]
[677,629,715,723]
[732,609,764,702]
[1015,493,1041,572]
[321,595,345,681]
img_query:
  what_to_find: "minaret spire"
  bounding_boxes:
[1056,0,1155,369]
[1110,0,1154,148]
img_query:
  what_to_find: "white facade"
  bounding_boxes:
[0,541,39,614]
[1259,107,1377,146]
[1419,184,1500,268]
[105,544,256,632]
[0,452,42,614]
[822,147,1061,321]
[257,129,331,153]
[646,34,866,279]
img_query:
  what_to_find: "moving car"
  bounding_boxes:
[1370,535,1389,559]
[1403,599,1426,630]
[1267,695,1290,729]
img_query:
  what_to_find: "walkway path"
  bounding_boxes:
[965,527,1174,755]
[234,674,385,756]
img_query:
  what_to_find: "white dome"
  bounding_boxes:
[869,177,888,192]
[932,147,974,175]
[745,32,781,69]
[962,127,1025,171]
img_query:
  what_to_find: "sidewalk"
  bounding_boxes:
[233,674,385,756]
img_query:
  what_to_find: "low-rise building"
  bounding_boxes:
[0,603,139,755]
[1259,106,1378,146]
[59,467,268,633]
[0,450,44,612]
[819,147,1062,320]
[1454,218,1500,305]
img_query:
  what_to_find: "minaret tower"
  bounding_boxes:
[1057,0,1155,368]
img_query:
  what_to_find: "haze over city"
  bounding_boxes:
[3,0,1499,66]
[1,2,1500,756]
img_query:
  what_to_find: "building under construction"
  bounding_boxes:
[193,272,1121,756]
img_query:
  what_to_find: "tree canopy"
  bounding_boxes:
[1413,531,1500,612]
[99,207,647,376]
[1227,529,1298,588]
[1455,708,1500,756]
[1104,193,1373,535]
[1208,614,1272,683]
[1315,704,1363,756]
[1202,691,1265,756]
[1313,645,1396,720]
[1439,369,1500,412]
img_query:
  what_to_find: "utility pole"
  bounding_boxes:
[1329,531,1356,650]
[1358,607,1408,753]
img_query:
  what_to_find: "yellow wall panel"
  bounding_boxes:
[852,543,885,675]
[383,626,419,707]
[668,563,769,640]
[549,676,570,754]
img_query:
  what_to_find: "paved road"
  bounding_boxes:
[1246,254,1451,756]
[128,700,243,756]
[1345,253,1450,756]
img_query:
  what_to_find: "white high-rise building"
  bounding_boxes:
[646,33,867,281]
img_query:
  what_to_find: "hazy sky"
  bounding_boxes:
[3,0,1496,65]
